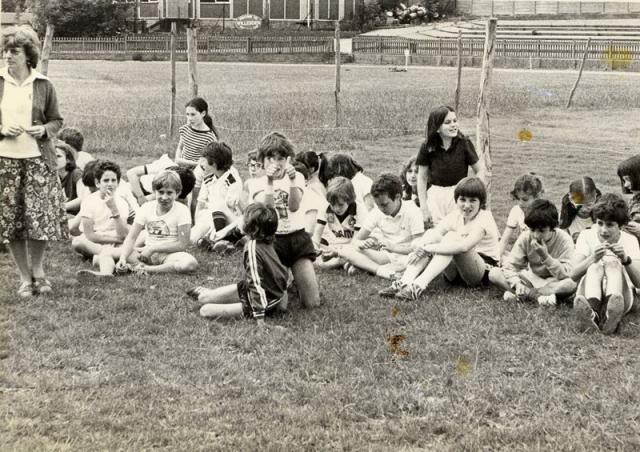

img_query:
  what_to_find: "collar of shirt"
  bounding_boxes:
[0,67,47,87]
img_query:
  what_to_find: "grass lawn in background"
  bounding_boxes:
[1,61,639,450]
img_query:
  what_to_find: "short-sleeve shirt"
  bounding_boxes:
[362,200,424,245]
[352,172,373,206]
[317,201,367,245]
[79,190,130,239]
[506,205,527,232]
[415,135,479,187]
[135,201,192,247]
[178,125,217,163]
[437,209,500,261]
[197,168,242,216]
[250,173,307,234]
[576,228,640,261]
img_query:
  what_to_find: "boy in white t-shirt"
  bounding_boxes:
[339,174,424,280]
[114,170,198,274]
[572,193,640,334]
[191,142,242,247]
[250,132,320,309]
[72,160,130,277]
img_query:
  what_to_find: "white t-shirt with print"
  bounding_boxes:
[362,200,424,245]
[437,209,501,262]
[197,168,242,217]
[318,200,367,245]
[79,190,130,239]
[250,173,306,234]
[135,201,192,247]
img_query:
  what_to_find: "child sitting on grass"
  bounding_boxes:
[313,176,367,270]
[572,193,640,334]
[489,199,576,306]
[187,203,289,326]
[339,174,424,279]
[498,173,544,260]
[72,160,130,278]
[379,177,499,301]
[114,170,198,275]
[559,176,601,243]
[58,126,94,171]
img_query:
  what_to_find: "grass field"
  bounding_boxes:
[2,61,640,450]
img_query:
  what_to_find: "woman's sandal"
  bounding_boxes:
[33,278,52,295]
[17,281,34,298]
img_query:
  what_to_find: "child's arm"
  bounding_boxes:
[422,226,485,256]
[173,137,197,168]
[608,242,640,288]
[126,165,150,206]
[140,223,191,259]
[570,248,607,281]
[65,196,82,213]
[382,232,424,255]
[239,180,252,212]
[311,221,326,248]
[82,217,127,245]
[498,225,517,260]
[417,165,431,223]
[532,236,574,280]
[117,223,145,267]
[212,217,242,242]
[470,161,484,184]
[286,175,303,213]
[502,235,532,288]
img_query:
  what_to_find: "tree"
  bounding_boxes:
[29,0,133,37]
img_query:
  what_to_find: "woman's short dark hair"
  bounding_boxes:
[591,193,629,226]
[1,26,40,68]
[327,154,364,181]
[202,141,233,173]
[617,155,640,194]
[371,174,403,199]
[296,151,330,186]
[82,159,103,188]
[243,203,278,243]
[454,177,487,209]
[56,142,77,173]
[94,160,122,183]
[524,199,559,230]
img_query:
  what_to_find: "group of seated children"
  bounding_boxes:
[57,121,640,335]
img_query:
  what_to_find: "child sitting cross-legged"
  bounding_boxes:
[489,199,576,306]
[379,177,499,300]
[187,203,289,326]
[571,193,640,334]
[114,170,198,275]
[339,174,424,279]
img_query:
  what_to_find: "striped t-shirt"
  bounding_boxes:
[178,124,217,163]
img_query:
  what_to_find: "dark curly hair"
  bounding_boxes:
[591,193,629,226]
[524,199,559,230]
[371,173,403,199]
[243,203,278,243]
[617,155,640,194]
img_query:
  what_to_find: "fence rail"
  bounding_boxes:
[51,35,335,55]
[352,36,640,61]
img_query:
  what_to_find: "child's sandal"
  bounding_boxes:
[33,278,52,295]
[17,281,34,298]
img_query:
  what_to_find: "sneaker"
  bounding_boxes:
[17,281,34,298]
[76,269,114,280]
[33,277,52,295]
[537,294,557,307]
[503,291,517,302]
[378,282,401,298]
[574,295,599,333]
[345,264,359,277]
[602,294,624,335]
[211,240,235,254]
[114,263,133,275]
[395,284,423,301]
[196,237,214,251]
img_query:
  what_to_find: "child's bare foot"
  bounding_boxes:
[186,286,205,300]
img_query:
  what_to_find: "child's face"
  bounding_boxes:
[202,158,218,174]
[331,199,350,216]
[155,186,178,208]
[622,175,635,193]
[530,227,554,244]
[264,154,288,179]
[95,170,119,196]
[405,165,418,187]
[515,190,536,211]
[55,149,67,171]
[248,159,263,178]
[456,195,481,220]
[595,218,621,244]
[374,193,402,217]
[438,112,459,139]
[631,212,640,223]
[185,106,205,127]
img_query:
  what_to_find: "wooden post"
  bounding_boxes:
[566,38,591,109]
[40,24,55,76]
[169,22,177,137]
[476,18,497,207]
[454,31,462,112]
[187,26,198,97]
[334,21,341,128]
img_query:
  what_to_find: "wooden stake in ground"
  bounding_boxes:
[187,26,198,98]
[454,30,462,112]
[40,24,55,76]
[169,22,177,137]
[334,21,341,128]
[566,38,592,109]
[476,18,497,207]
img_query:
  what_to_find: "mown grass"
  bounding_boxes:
[1,61,640,450]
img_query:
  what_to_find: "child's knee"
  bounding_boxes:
[173,255,198,273]
[487,267,503,285]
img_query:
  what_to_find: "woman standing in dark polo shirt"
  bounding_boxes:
[0,26,66,297]
[416,106,483,226]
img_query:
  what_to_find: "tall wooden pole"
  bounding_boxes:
[334,21,341,128]
[566,38,591,109]
[169,22,177,137]
[40,24,55,76]
[187,26,198,97]
[454,30,463,112]
[476,18,497,207]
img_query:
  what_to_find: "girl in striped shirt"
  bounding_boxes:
[175,97,218,169]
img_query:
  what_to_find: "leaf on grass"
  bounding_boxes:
[456,356,471,377]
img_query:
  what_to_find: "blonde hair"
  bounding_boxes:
[152,170,182,193]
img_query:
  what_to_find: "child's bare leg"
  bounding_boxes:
[339,247,390,274]
[200,302,244,319]
[69,215,82,236]
[142,252,198,274]
[400,255,431,286]
[452,250,487,286]
[97,247,118,275]
[537,278,577,296]
[603,260,624,297]
[316,256,344,270]
[135,230,147,247]
[412,254,454,289]
[583,263,604,301]
[71,235,105,258]
[292,258,320,308]
[602,260,625,334]
[196,284,239,304]
[488,267,511,292]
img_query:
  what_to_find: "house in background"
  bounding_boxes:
[136,0,361,29]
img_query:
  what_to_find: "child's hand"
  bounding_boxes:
[593,243,609,262]
[115,259,128,272]
[284,157,296,180]
[265,163,279,181]
[623,222,640,238]
[514,282,529,298]
[361,237,381,250]
[1,124,24,137]
[138,246,153,264]
[24,125,46,139]
[103,189,117,211]
[609,243,627,261]
[530,239,549,260]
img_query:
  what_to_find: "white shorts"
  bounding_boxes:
[427,185,456,225]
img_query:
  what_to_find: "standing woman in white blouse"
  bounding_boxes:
[0,26,65,297]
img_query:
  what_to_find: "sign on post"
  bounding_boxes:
[236,14,262,30]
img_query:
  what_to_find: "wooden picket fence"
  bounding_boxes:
[352,36,640,61]
[51,35,334,55]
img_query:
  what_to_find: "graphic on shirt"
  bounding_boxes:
[326,209,357,239]
[274,189,290,221]
[146,220,170,239]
